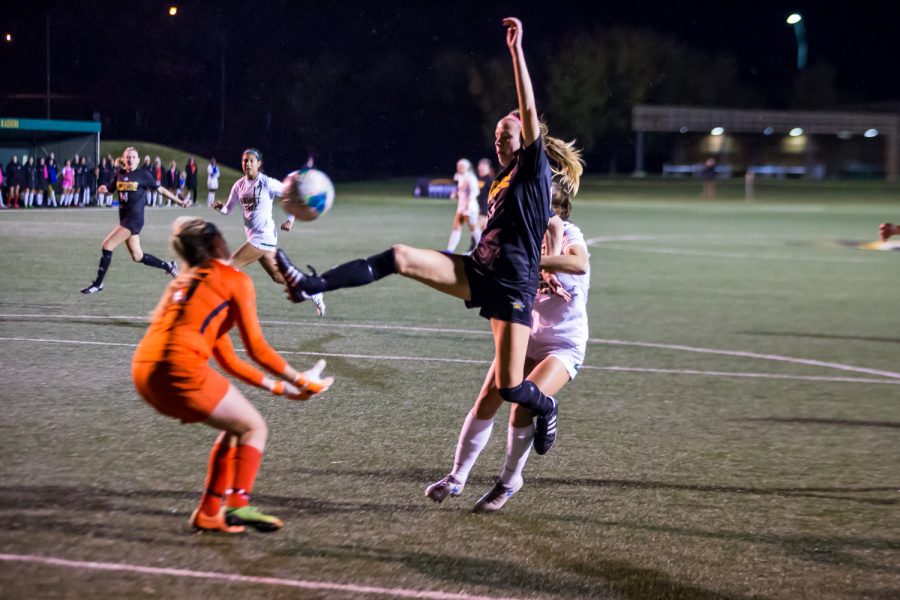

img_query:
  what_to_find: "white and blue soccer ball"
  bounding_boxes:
[282,168,335,222]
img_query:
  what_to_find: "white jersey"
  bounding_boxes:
[455,171,480,215]
[222,174,286,249]
[528,221,590,375]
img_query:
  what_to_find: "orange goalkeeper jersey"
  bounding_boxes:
[133,259,287,385]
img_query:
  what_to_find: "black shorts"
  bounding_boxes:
[463,255,534,327]
[120,215,144,235]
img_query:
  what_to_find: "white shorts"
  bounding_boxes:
[247,227,278,251]
[457,209,478,227]
[526,336,586,380]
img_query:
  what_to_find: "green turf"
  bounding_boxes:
[1,177,899,599]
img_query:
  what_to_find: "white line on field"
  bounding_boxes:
[0,335,897,385]
[0,554,521,600]
[589,243,872,263]
[2,313,898,381]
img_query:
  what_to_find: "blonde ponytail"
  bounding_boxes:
[539,122,584,197]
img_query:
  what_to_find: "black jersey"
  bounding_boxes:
[472,136,552,293]
[111,168,158,217]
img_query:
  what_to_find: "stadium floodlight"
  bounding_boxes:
[789,128,804,137]
[786,13,807,70]
[864,129,879,138]
[168,5,178,16]
[710,127,725,136]
[4,33,11,42]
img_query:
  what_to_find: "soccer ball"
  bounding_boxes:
[282,168,335,221]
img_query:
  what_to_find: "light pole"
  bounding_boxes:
[786,13,807,70]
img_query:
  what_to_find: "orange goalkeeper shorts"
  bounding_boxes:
[132,360,230,424]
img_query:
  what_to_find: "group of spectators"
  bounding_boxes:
[0,152,204,209]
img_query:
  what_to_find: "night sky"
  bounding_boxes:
[2,0,899,176]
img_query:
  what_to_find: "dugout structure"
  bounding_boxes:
[0,117,101,169]
[632,105,900,181]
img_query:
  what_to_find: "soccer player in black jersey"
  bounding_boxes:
[81,147,191,294]
[276,18,583,455]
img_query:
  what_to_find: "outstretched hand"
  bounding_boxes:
[502,17,523,52]
[879,223,898,242]
[288,359,334,400]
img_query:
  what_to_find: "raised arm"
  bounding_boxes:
[880,222,899,242]
[503,17,539,147]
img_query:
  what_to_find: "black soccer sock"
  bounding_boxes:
[498,381,554,415]
[94,249,113,286]
[320,248,397,292]
[140,253,168,270]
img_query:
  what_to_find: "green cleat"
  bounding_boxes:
[225,505,284,532]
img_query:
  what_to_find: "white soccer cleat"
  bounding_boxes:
[472,478,523,513]
[425,474,464,503]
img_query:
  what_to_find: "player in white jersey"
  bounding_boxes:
[446,158,482,252]
[425,183,589,512]
[215,148,326,316]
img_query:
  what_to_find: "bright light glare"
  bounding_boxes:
[864,129,879,138]
[789,128,804,137]
[4,33,11,42]
[168,6,178,16]
[787,14,802,25]
[710,127,725,136]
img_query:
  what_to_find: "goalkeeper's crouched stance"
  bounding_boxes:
[132,217,334,533]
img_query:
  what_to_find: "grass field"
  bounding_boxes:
[1,176,899,599]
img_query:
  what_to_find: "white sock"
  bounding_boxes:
[446,229,462,253]
[499,423,534,488]
[36,193,43,206]
[471,226,482,245]
[450,412,494,485]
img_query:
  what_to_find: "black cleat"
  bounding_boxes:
[533,396,558,455]
[165,260,179,278]
[275,249,317,303]
[81,282,104,294]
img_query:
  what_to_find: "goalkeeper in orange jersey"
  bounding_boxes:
[132,216,334,533]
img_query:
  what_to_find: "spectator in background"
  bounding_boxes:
[0,160,5,208]
[61,159,75,206]
[185,157,198,205]
[879,223,899,242]
[206,157,220,207]
[5,155,20,208]
[164,160,180,207]
[73,155,85,206]
[701,157,717,200]
[152,157,163,206]
[142,155,152,173]
[22,155,36,208]
[35,157,48,207]
[47,156,58,207]
[99,157,115,207]
[79,156,92,206]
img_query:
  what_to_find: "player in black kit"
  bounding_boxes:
[276,18,583,455]
[81,147,191,294]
